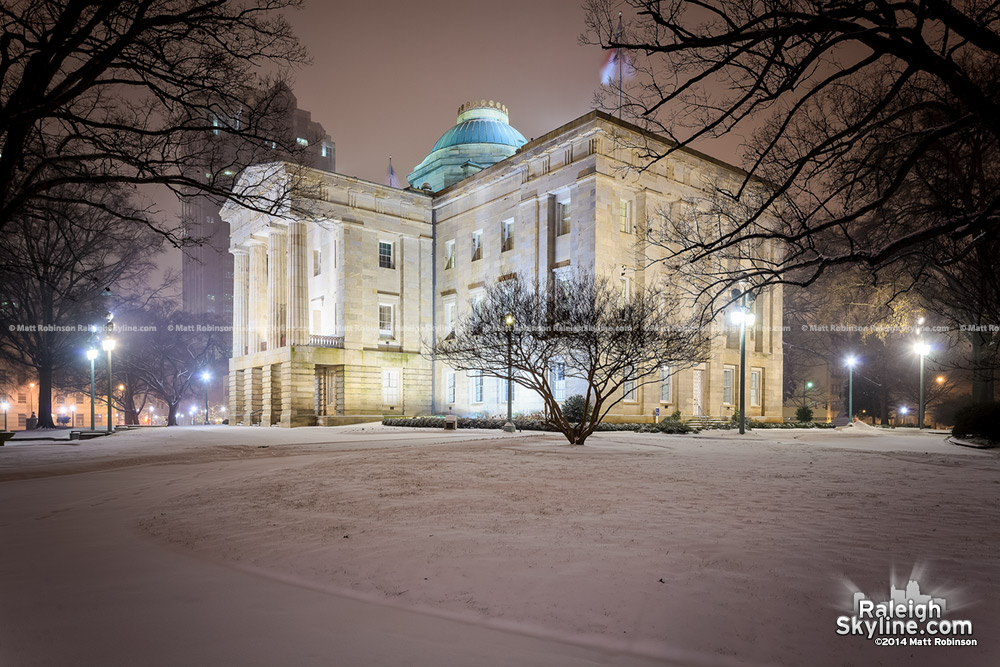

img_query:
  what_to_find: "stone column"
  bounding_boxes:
[261,363,280,426]
[280,354,316,427]
[247,238,268,353]
[244,366,262,425]
[231,250,249,356]
[266,226,287,350]
[228,369,244,425]
[286,220,309,346]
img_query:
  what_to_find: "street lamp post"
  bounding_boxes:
[914,341,931,429]
[729,296,756,435]
[86,348,98,430]
[28,382,34,419]
[102,310,116,434]
[201,371,211,425]
[102,337,115,433]
[503,313,516,433]
[1,401,8,431]
[845,356,858,424]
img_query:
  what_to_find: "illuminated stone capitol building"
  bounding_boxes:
[222,101,783,426]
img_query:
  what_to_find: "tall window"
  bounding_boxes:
[620,199,632,233]
[498,377,511,403]
[471,230,482,261]
[551,361,566,401]
[557,201,571,236]
[660,365,673,403]
[444,239,455,269]
[383,369,400,405]
[501,219,514,252]
[444,299,456,335]
[470,370,483,403]
[378,241,394,269]
[750,369,762,407]
[469,288,484,314]
[623,365,637,401]
[313,249,322,276]
[619,276,631,306]
[553,269,571,316]
[378,304,394,338]
[723,366,735,405]
[446,371,456,404]
[311,297,324,335]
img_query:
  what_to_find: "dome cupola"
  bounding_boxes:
[408,100,526,192]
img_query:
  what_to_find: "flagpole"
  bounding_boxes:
[618,12,622,118]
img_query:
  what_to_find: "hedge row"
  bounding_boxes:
[381,416,692,434]
[952,403,1000,443]
[748,421,837,429]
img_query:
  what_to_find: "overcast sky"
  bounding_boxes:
[161,0,745,279]
[284,0,615,184]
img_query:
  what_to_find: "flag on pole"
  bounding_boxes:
[600,48,619,86]
[600,13,632,85]
[385,155,401,188]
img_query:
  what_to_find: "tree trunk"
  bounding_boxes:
[167,401,179,426]
[970,332,997,405]
[36,365,56,428]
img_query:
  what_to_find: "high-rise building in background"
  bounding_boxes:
[181,88,334,316]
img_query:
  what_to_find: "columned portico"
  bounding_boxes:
[232,250,249,357]
[287,220,309,346]
[247,238,268,354]
[267,226,287,350]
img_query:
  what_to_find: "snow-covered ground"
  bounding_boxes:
[0,424,996,666]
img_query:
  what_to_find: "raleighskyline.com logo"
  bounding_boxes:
[836,580,976,647]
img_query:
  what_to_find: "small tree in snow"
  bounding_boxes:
[432,272,709,445]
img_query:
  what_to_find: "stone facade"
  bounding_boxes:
[223,108,783,426]
[223,169,434,426]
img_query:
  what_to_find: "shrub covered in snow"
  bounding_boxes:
[382,416,692,434]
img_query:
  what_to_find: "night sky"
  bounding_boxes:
[160,0,743,276]
[284,0,616,184]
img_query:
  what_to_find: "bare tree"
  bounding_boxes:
[0,0,309,242]
[115,307,229,426]
[584,0,1000,294]
[0,186,162,428]
[432,273,709,445]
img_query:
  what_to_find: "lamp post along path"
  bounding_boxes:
[86,348,97,430]
[503,313,515,433]
[730,291,755,435]
[202,371,211,425]
[103,311,115,434]
[845,356,857,425]
[914,342,931,429]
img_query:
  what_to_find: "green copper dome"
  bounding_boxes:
[408,100,526,192]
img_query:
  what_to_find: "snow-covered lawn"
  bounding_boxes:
[0,425,996,666]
